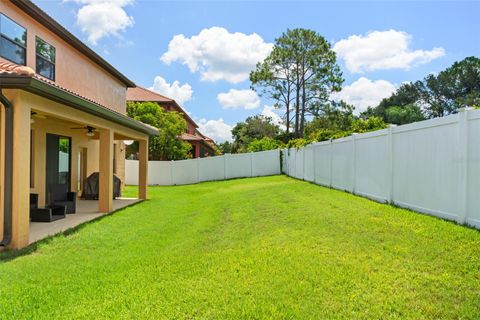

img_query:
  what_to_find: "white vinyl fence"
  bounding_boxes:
[283,108,480,229]
[126,149,281,186]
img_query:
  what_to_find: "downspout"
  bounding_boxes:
[0,89,13,247]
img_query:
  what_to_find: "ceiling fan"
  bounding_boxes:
[71,125,96,137]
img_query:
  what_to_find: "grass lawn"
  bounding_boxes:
[1,176,479,319]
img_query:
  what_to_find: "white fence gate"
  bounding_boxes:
[283,108,480,228]
[125,149,281,186]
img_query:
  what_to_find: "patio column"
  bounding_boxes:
[138,139,148,200]
[195,142,201,158]
[99,129,113,213]
[11,95,31,249]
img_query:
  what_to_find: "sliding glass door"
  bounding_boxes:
[45,134,71,204]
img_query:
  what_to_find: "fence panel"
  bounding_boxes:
[294,148,304,180]
[313,142,331,186]
[252,149,281,176]
[331,137,353,191]
[125,160,139,185]
[281,109,480,228]
[392,116,461,221]
[199,156,225,182]
[126,149,281,186]
[303,146,315,182]
[467,111,480,228]
[225,153,252,179]
[354,130,389,202]
[149,161,173,185]
[287,148,296,177]
[172,159,198,185]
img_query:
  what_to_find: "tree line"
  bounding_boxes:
[125,27,479,157]
[220,29,479,154]
[362,56,480,124]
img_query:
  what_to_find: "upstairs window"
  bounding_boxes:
[0,14,26,65]
[36,37,55,80]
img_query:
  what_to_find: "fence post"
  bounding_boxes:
[224,154,228,180]
[293,148,297,178]
[281,149,284,175]
[458,108,469,224]
[170,160,174,185]
[302,147,306,180]
[352,134,358,194]
[196,157,200,183]
[250,152,254,177]
[313,145,317,184]
[329,139,333,188]
[387,125,396,203]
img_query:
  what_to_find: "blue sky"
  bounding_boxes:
[34,0,479,141]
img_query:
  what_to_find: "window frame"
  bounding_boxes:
[35,36,56,81]
[0,13,27,65]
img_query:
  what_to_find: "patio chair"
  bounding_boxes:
[48,184,77,214]
[30,193,66,222]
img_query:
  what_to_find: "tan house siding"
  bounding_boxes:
[7,90,147,207]
[0,1,127,114]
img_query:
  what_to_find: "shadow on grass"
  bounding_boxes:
[0,199,146,263]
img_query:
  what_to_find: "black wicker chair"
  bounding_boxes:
[30,193,66,222]
[48,184,77,214]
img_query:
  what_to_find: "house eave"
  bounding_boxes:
[0,75,158,136]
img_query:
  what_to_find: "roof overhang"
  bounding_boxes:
[0,75,159,136]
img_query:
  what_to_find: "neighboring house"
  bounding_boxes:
[127,87,216,158]
[0,0,157,249]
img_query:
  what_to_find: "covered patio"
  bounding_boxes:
[29,198,141,244]
[0,68,157,249]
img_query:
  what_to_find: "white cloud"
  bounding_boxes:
[217,89,260,110]
[261,105,285,130]
[333,30,445,73]
[197,118,233,142]
[334,77,396,114]
[149,76,193,105]
[72,0,134,44]
[161,27,273,83]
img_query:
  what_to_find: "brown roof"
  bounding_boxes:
[10,0,135,87]
[127,86,198,128]
[0,61,157,136]
[180,133,204,141]
[127,86,173,103]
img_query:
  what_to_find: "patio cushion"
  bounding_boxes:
[30,206,66,222]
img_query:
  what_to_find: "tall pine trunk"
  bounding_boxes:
[300,59,306,138]
[286,90,291,134]
[294,62,301,138]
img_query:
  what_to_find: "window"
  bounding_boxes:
[36,37,55,80]
[0,13,26,65]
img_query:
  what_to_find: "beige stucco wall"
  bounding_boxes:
[0,1,127,114]
[0,89,148,247]
[30,117,100,207]
[0,107,4,241]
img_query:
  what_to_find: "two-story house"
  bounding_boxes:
[0,0,157,249]
[127,86,216,158]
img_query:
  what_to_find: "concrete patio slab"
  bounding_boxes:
[29,198,141,244]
